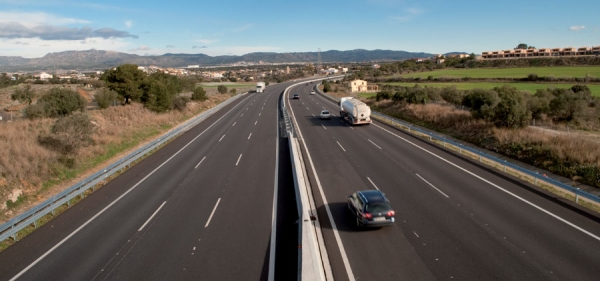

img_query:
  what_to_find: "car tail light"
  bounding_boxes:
[363,213,372,219]
[387,210,395,217]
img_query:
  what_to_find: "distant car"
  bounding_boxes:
[293,93,300,99]
[348,190,395,228]
[310,91,316,95]
[319,110,331,119]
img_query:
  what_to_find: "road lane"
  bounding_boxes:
[290,84,600,280]
[0,82,301,281]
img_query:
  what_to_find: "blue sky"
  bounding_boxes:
[0,0,598,58]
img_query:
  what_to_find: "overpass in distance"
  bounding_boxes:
[0,78,599,280]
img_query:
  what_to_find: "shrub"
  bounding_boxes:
[11,85,35,105]
[172,96,190,111]
[38,113,95,156]
[191,87,207,101]
[27,87,86,118]
[95,88,118,109]
[217,85,228,94]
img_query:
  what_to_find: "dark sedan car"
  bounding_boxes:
[293,93,299,99]
[348,190,395,228]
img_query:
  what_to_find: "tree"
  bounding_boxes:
[102,64,147,104]
[322,80,332,92]
[516,43,528,49]
[11,85,35,105]
[191,86,207,101]
[140,72,182,112]
[217,85,228,94]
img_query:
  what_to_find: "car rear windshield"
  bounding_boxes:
[366,203,391,213]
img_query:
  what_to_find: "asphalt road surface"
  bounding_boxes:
[287,83,600,281]
[0,81,300,281]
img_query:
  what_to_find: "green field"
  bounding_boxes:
[396,66,600,79]
[381,82,600,97]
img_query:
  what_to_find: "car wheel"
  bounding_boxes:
[356,217,361,228]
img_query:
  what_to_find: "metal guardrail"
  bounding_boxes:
[0,93,245,243]
[316,87,600,209]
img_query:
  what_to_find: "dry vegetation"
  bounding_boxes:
[370,99,600,193]
[0,83,237,222]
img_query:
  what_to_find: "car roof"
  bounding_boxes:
[357,190,387,203]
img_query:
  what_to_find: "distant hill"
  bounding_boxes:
[0,49,453,71]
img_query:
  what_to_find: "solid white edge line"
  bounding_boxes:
[268,103,280,281]
[138,201,167,231]
[287,83,354,281]
[205,198,221,228]
[336,141,346,152]
[195,156,206,169]
[236,154,243,166]
[367,177,380,191]
[9,94,249,281]
[416,173,449,198]
[372,123,600,242]
[368,139,382,150]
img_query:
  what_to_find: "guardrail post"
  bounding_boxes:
[459,144,462,154]
[535,172,538,185]
[576,188,580,204]
[504,160,507,172]
[479,152,482,162]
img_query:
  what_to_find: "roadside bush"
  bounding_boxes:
[549,88,585,121]
[527,73,538,81]
[217,85,228,94]
[191,86,207,101]
[491,86,530,128]
[527,89,553,119]
[24,103,46,119]
[38,113,95,157]
[462,89,500,121]
[376,90,392,101]
[440,86,464,105]
[26,87,86,119]
[172,96,190,111]
[95,88,118,109]
[230,88,237,95]
[11,85,35,105]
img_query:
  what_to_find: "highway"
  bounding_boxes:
[287,83,600,280]
[0,82,299,280]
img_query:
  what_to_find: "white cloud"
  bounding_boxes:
[569,25,585,32]
[125,20,133,28]
[0,37,130,58]
[0,12,90,28]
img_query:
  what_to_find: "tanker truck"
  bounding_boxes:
[256,82,265,93]
[339,97,372,125]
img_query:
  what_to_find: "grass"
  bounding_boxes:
[395,66,600,79]
[379,82,600,97]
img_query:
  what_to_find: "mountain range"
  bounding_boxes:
[0,49,460,71]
